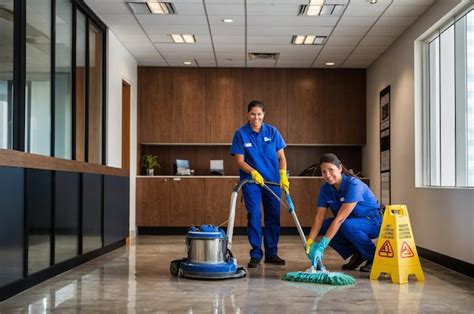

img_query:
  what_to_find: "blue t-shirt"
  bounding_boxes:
[317,174,380,218]
[230,123,286,182]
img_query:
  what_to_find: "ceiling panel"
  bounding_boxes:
[214,44,245,53]
[247,16,339,26]
[206,4,245,15]
[248,26,333,36]
[384,4,433,17]
[212,36,245,44]
[325,36,362,46]
[359,36,398,46]
[331,26,371,37]
[136,15,207,25]
[85,0,437,68]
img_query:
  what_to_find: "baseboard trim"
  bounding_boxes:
[0,239,125,302]
[417,246,473,278]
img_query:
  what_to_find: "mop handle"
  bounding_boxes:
[261,184,307,247]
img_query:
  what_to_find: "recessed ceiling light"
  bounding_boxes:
[325,62,335,66]
[369,0,378,4]
[170,34,196,43]
[183,61,192,65]
[291,35,326,45]
[222,18,234,23]
[127,2,176,15]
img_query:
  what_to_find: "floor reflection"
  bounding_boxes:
[0,236,473,313]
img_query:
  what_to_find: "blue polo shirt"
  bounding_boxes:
[317,174,380,218]
[230,123,286,182]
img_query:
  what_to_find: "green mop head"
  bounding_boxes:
[282,239,356,286]
[282,270,356,286]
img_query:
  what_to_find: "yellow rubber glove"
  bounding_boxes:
[250,170,264,186]
[305,238,314,254]
[279,169,290,193]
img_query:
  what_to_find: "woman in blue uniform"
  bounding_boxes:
[305,153,381,272]
[231,100,290,269]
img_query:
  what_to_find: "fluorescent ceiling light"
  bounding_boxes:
[128,2,150,14]
[320,5,334,15]
[222,18,234,23]
[148,2,169,14]
[306,5,322,16]
[325,62,335,66]
[183,61,192,65]
[304,35,316,44]
[171,34,184,43]
[298,2,344,16]
[314,36,326,45]
[291,35,326,45]
[293,35,305,45]
[127,2,176,14]
[170,34,196,43]
[182,34,196,43]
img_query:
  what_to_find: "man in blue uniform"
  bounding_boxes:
[231,100,289,268]
[306,153,381,272]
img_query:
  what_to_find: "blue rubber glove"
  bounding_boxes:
[310,236,330,269]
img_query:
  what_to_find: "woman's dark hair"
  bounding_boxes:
[247,100,265,112]
[319,153,356,177]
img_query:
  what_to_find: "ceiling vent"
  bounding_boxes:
[248,53,279,60]
[127,2,176,15]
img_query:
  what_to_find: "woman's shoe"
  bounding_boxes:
[341,252,366,270]
[359,262,372,272]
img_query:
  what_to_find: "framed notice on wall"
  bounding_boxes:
[380,86,391,206]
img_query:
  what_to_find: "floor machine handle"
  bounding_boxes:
[227,180,279,250]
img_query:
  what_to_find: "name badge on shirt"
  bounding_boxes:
[244,143,252,147]
[264,137,271,142]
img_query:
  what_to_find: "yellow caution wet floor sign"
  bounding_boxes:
[370,205,425,284]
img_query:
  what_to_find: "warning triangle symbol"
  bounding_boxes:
[400,241,414,258]
[378,240,394,258]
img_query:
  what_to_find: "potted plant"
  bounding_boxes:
[142,154,160,176]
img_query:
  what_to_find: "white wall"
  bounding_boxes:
[365,0,473,264]
[106,30,138,239]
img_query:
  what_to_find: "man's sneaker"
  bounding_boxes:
[264,255,286,265]
[248,258,261,268]
[359,262,372,272]
[341,252,366,270]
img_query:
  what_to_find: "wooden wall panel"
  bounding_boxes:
[204,178,241,226]
[206,69,244,143]
[243,68,288,139]
[287,69,325,143]
[172,68,206,142]
[139,67,173,143]
[323,69,366,144]
[169,179,204,226]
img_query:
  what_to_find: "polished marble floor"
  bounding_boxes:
[1,235,473,313]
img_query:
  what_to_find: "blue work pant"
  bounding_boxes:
[319,216,381,263]
[243,183,281,260]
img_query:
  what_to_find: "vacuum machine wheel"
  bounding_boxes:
[170,259,182,277]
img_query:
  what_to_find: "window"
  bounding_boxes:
[0,0,106,164]
[25,0,52,156]
[423,8,474,187]
[0,1,14,149]
[55,0,73,159]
